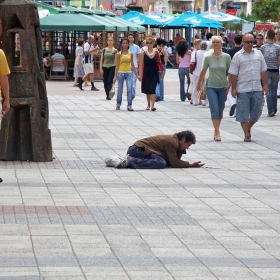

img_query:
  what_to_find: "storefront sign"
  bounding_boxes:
[227,9,236,16]
[231,2,241,9]
[125,0,149,8]
[114,0,125,8]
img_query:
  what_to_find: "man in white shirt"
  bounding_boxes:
[83,35,99,91]
[128,33,140,99]
[229,33,268,142]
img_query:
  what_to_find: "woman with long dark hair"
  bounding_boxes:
[113,38,138,111]
[155,38,167,102]
[176,40,191,101]
[139,36,164,111]
[100,36,118,100]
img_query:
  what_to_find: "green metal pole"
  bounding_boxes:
[82,1,85,7]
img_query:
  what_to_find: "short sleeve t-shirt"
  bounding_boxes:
[203,53,231,88]
[103,48,117,68]
[83,42,94,64]
[0,49,10,98]
[259,43,280,70]
[128,44,140,67]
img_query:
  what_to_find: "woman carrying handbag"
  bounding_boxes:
[191,41,208,106]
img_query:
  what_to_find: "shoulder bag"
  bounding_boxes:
[109,83,115,99]
[156,51,164,72]
[189,51,197,74]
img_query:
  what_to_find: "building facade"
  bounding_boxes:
[32,0,253,15]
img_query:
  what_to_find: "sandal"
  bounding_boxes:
[214,135,221,141]
[244,135,251,142]
[146,107,150,110]
[151,107,157,111]
[116,106,120,110]
[127,108,134,111]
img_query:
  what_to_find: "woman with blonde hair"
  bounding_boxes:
[190,39,201,103]
[191,41,208,106]
[139,36,164,111]
[197,36,231,141]
[100,36,118,100]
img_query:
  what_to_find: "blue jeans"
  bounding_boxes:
[178,67,190,101]
[206,87,227,119]
[116,72,133,109]
[156,64,166,101]
[127,145,167,169]
[131,67,138,97]
[236,91,264,123]
[266,71,279,115]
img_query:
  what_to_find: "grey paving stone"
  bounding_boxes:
[1,74,280,279]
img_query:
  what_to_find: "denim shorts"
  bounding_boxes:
[236,91,264,123]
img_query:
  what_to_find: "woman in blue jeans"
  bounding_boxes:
[176,40,191,101]
[197,36,231,141]
[113,38,138,111]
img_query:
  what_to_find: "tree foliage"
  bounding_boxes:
[238,12,258,23]
[252,0,280,22]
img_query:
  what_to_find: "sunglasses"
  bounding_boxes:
[146,42,153,45]
[244,41,254,44]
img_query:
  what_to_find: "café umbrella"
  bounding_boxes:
[201,11,243,23]
[163,11,222,46]
[120,11,161,27]
[40,13,116,31]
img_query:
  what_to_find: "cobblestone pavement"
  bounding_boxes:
[0,69,280,280]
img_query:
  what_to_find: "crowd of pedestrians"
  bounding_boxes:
[70,30,279,143]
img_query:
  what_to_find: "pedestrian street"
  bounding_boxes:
[0,69,280,279]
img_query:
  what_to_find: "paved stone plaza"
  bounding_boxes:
[0,69,280,279]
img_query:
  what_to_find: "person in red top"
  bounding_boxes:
[174,33,185,46]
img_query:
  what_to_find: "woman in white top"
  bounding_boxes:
[191,41,208,106]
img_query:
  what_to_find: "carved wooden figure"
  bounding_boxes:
[0,0,52,161]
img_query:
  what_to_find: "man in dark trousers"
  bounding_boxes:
[226,34,243,117]
[260,30,280,117]
[116,131,205,169]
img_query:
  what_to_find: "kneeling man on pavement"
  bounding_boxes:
[116,130,205,169]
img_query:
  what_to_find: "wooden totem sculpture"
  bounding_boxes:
[0,0,52,161]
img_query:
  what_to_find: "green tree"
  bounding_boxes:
[238,12,258,23]
[252,0,280,22]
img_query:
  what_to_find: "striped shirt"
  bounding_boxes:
[228,48,267,93]
[83,42,94,64]
[259,43,280,71]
